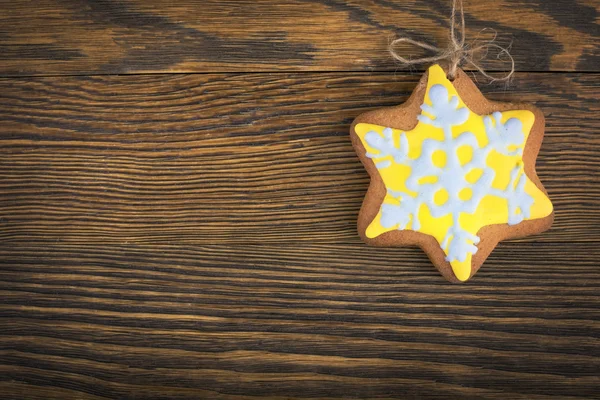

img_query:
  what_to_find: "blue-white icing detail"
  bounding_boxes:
[367,84,534,263]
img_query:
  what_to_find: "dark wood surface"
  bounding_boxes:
[1,0,599,76]
[1,1,599,399]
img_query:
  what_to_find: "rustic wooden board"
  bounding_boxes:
[0,241,599,399]
[0,72,598,245]
[1,0,599,76]
[0,72,599,398]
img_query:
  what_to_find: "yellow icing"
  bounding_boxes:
[356,64,553,281]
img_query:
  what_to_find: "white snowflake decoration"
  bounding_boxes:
[364,84,534,263]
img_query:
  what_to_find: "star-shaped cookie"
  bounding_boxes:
[351,64,553,282]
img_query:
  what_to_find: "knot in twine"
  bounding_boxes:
[389,0,515,83]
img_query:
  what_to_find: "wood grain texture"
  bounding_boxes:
[0,72,597,245]
[0,71,599,398]
[0,242,599,399]
[0,0,599,76]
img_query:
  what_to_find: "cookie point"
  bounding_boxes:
[453,264,471,282]
[427,64,452,83]
[365,223,380,239]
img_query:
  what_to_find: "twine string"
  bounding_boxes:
[389,0,515,82]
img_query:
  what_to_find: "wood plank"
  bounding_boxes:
[0,241,599,398]
[0,72,598,245]
[1,71,599,397]
[0,0,599,76]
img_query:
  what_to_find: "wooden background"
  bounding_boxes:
[1,0,599,398]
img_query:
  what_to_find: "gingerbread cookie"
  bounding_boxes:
[351,64,554,282]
